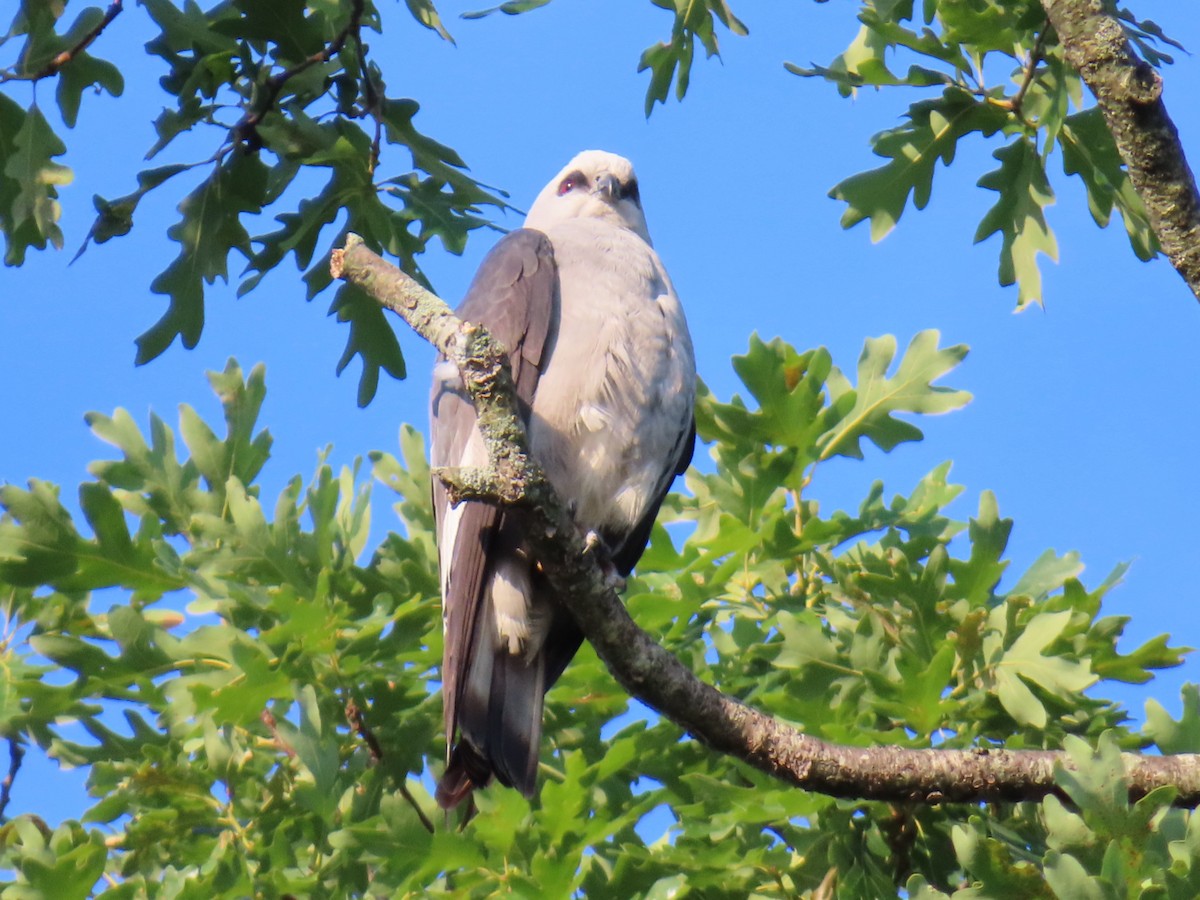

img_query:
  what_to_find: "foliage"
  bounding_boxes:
[0,0,755,405]
[1,339,1193,897]
[1,2,1196,895]
[1,2,1183,403]
[1,0,505,405]
[787,0,1179,308]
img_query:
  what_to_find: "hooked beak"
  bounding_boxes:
[594,173,619,202]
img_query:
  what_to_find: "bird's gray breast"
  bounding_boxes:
[529,218,695,535]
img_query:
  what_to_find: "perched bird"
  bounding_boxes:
[430,150,695,808]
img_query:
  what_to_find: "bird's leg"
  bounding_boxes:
[582,530,627,593]
[582,529,603,554]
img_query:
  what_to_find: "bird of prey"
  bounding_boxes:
[430,150,696,808]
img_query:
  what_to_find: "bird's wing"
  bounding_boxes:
[429,228,557,774]
[605,416,695,577]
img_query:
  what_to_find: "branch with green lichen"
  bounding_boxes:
[331,233,1200,807]
[1042,0,1200,301]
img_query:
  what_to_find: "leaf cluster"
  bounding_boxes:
[0,333,1193,897]
[788,0,1180,307]
[0,0,768,406]
[2,0,1186,402]
[1,0,507,405]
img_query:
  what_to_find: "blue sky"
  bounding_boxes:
[2,1,1199,826]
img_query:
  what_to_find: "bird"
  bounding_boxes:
[429,150,695,808]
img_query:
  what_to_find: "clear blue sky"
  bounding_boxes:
[3,1,1198,825]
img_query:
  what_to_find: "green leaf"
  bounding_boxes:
[1060,108,1157,261]
[54,5,125,127]
[991,605,1096,728]
[875,642,956,736]
[226,0,326,61]
[1044,849,1109,900]
[192,360,272,489]
[818,330,971,461]
[1,105,72,263]
[947,490,1011,607]
[330,283,407,406]
[462,0,553,19]
[773,610,840,671]
[905,875,953,899]
[0,479,179,596]
[1007,549,1083,601]
[405,0,454,40]
[949,816,1054,895]
[286,685,342,815]
[240,167,346,295]
[975,137,1059,308]
[1145,685,1200,754]
[136,153,269,364]
[643,872,690,899]
[831,88,1008,241]
[1043,794,1094,852]
[636,0,748,116]
[1117,9,1185,67]
[73,163,192,261]
[1055,733,1129,836]
[7,820,108,900]
[787,25,895,94]
[700,335,834,458]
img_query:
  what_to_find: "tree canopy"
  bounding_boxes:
[2,1,1200,897]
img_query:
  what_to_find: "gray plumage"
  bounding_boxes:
[430,151,695,807]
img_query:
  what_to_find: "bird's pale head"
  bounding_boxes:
[525,150,651,243]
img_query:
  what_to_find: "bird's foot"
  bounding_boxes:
[582,530,603,555]
[582,530,627,593]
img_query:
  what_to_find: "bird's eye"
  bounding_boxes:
[557,170,587,196]
[619,179,641,206]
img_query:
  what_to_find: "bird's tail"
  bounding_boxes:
[435,742,493,809]
[436,602,546,809]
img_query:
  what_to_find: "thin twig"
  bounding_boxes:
[398,778,436,833]
[232,0,366,151]
[345,699,435,834]
[355,35,385,175]
[0,738,25,821]
[0,0,124,84]
[345,699,383,763]
[813,866,838,900]
[369,118,383,176]
[1009,28,1049,117]
[260,709,296,758]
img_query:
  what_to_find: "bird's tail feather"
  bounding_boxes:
[437,595,546,807]
[489,643,545,796]
[436,743,491,809]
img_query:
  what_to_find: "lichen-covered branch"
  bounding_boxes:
[332,235,1200,806]
[1042,0,1200,301]
[332,235,549,503]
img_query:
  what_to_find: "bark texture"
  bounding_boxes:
[1042,0,1200,301]
[333,236,1200,807]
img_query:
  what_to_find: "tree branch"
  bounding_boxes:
[346,698,436,834]
[0,738,23,821]
[0,0,124,84]
[232,0,365,152]
[332,235,1200,806]
[1041,0,1200,301]
[1006,27,1048,119]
